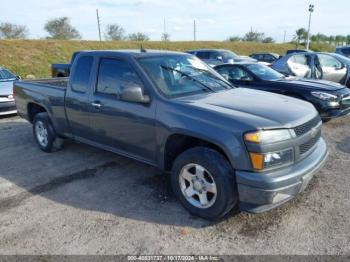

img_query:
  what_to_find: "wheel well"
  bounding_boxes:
[164,134,230,171]
[27,103,46,123]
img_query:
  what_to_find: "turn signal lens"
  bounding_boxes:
[249,153,264,170]
[244,132,260,143]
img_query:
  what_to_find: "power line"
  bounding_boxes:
[96,9,102,41]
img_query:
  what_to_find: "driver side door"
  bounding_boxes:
[315,54,347,83]
[88,57,157,163]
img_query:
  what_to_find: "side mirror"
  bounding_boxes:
[16,75,21,80]
[120,86,150,104]
[335,64,345,70]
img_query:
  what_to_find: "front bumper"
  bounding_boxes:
[0,100,17,116]
[320,106,350,119]
[236,138,328,213]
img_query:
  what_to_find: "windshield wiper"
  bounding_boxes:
[185,65,233,89]
[160,65,215,93]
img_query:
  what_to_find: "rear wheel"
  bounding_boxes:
[171,147,238,220]
[33,112,63,152]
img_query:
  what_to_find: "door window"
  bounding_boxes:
[96,58,143,97]
[291,54,308,65]
[71,56,93,93]
[317,54,342,69]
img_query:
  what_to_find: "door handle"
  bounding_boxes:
[91,102,102,109]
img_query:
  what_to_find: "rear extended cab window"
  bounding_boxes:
[71,56,93,93]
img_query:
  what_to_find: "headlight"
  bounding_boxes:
[249,148,294,170]
[244,129,295,144]
[7,94,14,99]
[311,92,337,101]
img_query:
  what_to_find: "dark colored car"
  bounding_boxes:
[186,49,256,67]
[335,46,350,58]
[286,49,312,55]
[272,52,350,87]
[214,63,350,120]
[0,67,19,116]
[51,51,81,77]
[14,50,328,220]
[250,52,281,64]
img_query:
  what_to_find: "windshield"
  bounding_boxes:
[245,63,284,80]
[0,69,16,81]
[138,54,233,98]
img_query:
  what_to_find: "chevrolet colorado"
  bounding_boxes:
[14,50,328,220]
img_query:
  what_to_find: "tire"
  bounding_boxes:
[32,112,63,152]
[171,147,238,220]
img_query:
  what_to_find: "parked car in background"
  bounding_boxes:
[272,52,350,87]
[250,52,281,64]
[335,46,350,58]
[51,51,81,77]
[0,67,19,116]
[214,62,350,120]
[14,50,328,220]
[286,49,311,55]
[186,49,256,67]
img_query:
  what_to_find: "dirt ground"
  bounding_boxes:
[0,115,349,255]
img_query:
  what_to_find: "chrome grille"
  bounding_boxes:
[293,116,321,137]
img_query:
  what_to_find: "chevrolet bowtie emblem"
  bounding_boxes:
[310,127,318,138]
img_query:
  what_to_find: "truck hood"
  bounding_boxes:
[176,88,317,129]
[0,80,14,96]
[274,77,345,91]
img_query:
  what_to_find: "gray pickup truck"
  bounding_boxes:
[14,50,328,220]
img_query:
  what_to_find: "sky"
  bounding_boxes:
[0,0,349,42]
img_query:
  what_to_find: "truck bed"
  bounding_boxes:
[23,77,68,89]
[14,77,69,136]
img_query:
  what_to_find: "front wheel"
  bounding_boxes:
[171,147,238,220]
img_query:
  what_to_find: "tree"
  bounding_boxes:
[346,35,350,45]
[161,32,170,41]
[328,36,335,45]
[227,36,241,42]
[243,29,265,42]
[262,37,275,43]
[0,22,28,39]
[127,32,149,41]
[293,28,307,48]
[105,24,125,41]
[44,17,81,40]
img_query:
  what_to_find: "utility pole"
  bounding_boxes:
[163,18,166,35]
[96,9,102,41]
[306,4,314,50]
[193,20,196,41]
[283,30,286,43]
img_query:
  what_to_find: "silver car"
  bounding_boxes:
[0,67,18,116]
[186,49,256,67]
[272,52,350,87]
